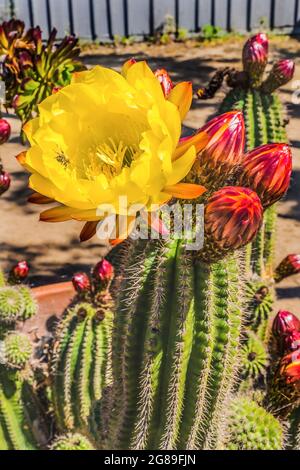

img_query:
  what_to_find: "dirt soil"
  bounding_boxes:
[0,37,299,312]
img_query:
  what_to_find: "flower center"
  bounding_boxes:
[86,138,140,179]
[55,138,140,180]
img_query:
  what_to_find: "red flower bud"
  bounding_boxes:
[203,186,263,259]
[262,59,295,94]
[93,259,114,286]
[280,350,300,384]
[242,33,268,86]
[255,32,269,52]
[239,143,292,208]
[201,111,245,166]
[72,272,91,294]
[0,171,10,195]
[273,310,300,337]
[0,119,11,144]
[10,260,29,282]
[192,111,245,189]
[274,254,300,283]
[154,69,174,97]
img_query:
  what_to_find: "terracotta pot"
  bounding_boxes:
[19,281,75,339]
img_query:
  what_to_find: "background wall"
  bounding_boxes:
[0,0,299,40]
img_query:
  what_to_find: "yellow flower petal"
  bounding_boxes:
[167,145,196,186]
[168,82,193,121]
[173,129,209,161]
[121,58,136,77]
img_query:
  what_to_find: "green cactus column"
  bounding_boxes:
[221,89,287,274]
[0,332,49,450]
[220,89,287,339]
[106,238,244,450]
[225,396,284,450]
[51,301,113,441]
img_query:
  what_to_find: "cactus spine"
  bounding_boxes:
[226,396,284,450]
[220,88,287,338]
[50,433,95,450]
[105,238,244,450]
[51,301,113,439]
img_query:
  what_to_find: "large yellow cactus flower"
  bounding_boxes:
[17,60,208,243]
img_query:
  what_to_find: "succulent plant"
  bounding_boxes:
[51,299,113,439]
[50,433,95,450]
[240,331,268,381]
[0,283,37,326]
[17,286,38,320]
[9,57,296,450]
[0,364,49,450]
[198,33,295,341]
[0,332,32,369]
[226,396,284,450]
[0,286,25,324]
[0,19,85,128]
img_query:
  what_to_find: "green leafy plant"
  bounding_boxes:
[0,19,85,129]
[200,24,224,41]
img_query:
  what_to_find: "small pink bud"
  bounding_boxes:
[0,171,10,195]
[93,259,114,286]
[72,272,91,294]
[274,254,300,282]
[0,119,11,144]
[242,33,269,87]
[262,59,295,94]
[10,260,29,283]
